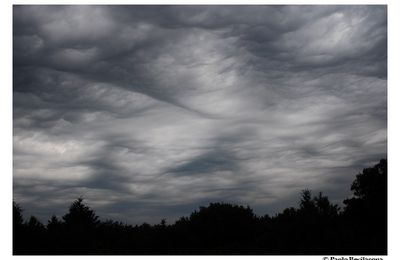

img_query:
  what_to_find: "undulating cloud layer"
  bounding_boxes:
[13,5,387,224]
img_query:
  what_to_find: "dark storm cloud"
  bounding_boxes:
[13,5,387,224]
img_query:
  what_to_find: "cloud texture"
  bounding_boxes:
[13,5,387,224]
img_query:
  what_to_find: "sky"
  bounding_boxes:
[13,5,387,224]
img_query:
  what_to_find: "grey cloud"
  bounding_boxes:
[13,5,386,224]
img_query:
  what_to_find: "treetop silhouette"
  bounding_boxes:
[62,197,100,230]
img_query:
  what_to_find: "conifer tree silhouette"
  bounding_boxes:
[63,197,99,229]
[61,197,100,253]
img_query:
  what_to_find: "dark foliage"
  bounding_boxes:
[13,159,387,255]
[342,159,387,254]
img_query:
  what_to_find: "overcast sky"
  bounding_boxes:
[13,5,387,224]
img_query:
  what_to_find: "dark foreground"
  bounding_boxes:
[13,159,387,255]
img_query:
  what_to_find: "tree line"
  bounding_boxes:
[13,159,387,255]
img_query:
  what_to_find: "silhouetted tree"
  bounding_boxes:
[47,215,62,231]
[13,202,25,254]
[27,216,45,230]
[343,159,387,218]
[352,159,387,199]
[63,197,100,229]
[298,189,319,220]
[299,189,314,210]
[44,215,65,253]
[13,202,24,228]
[313,192,340,218]
[343,159,387,254]
[174,202,258,253]
[61,197,100,253]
